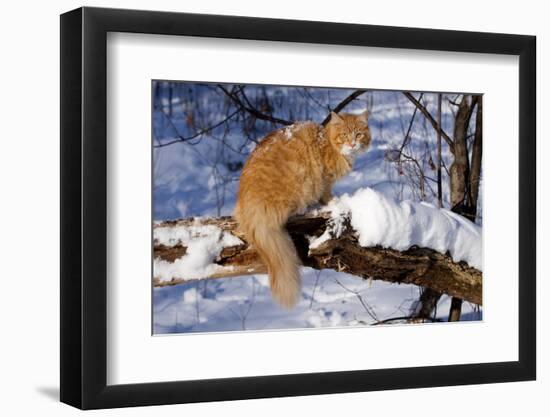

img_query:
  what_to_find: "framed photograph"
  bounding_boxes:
[60,6,536,409]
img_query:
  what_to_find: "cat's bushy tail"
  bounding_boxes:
[235,203,301,308]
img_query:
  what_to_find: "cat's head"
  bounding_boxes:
[325,111,371,159]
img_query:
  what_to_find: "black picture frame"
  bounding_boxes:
[60,6,536,410]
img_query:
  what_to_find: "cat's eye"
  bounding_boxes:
[356,133,364,140]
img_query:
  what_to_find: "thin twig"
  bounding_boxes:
[403,92,455,152]
[154,107,240,148]
[372,316,444,325]
[218,84,293,126]
[334,278,378,321]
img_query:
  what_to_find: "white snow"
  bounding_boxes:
[283,125,294,139]
[345,108,369,116]
[154,222,243,282]
[154,268,482,334]
[182,287,202,304]
[308,210,348,250]
[282,122,310,140]
[310,187,482,270]
[307,314,323,328]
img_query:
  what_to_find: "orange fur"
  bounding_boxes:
[234,111,371,308]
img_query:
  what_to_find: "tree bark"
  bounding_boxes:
[153,214,482,305]
[449,95,474,216]
[470,96,483,212]
[437,93,443,208]
[447,95,480,318]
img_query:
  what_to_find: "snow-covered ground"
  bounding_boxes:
[153,270,481,334]
[152,83,483,334]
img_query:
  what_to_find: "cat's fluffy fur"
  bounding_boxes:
[235,111,371,308]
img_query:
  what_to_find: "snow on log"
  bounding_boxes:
[153,188,483,305]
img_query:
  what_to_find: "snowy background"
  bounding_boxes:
[152,81,483,334]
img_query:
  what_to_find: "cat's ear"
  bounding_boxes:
[329,111,344,124]
[357,110,369,123]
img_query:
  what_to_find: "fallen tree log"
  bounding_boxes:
[153,213,482,305]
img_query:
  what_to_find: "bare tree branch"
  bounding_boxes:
[373,316,444,325]
[403,92,455,152]
[218,84,293,126]
[154,108,240,148]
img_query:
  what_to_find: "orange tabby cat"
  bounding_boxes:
[235,111,371,308]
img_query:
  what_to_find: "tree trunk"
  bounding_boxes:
[153,214,483,305]
[409,288,442,322]
[447,94,480,319]
[470,96,483,214]
[449,95,474,218]
[437,93,443,208]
